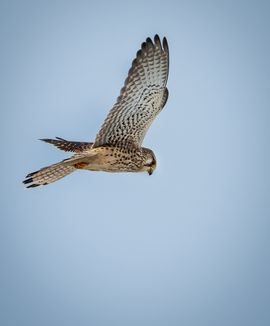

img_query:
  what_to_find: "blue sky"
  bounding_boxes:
[1,0,270,325]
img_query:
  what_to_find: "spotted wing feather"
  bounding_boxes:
[41,137,93,152]
[93,35,169,149]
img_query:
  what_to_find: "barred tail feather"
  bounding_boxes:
[23,161,76,188]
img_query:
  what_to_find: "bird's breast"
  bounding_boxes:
[84,146,143,172]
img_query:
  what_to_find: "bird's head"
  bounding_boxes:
[142,148,157,176]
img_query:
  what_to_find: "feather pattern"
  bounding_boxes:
[23,162,75,187]
[40,137,93,152]
[22,152,98,187]
[93,35,169,149]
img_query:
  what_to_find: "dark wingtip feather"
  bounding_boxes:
[26,183,40,188]
[146,37,153,44]
[40,137,66,143]
[23,177,33,184]
[154,34,161,47]
[136,49,142,58]
[40,138,50,143]
[26,170,39,178]
[162,37,169,53]
[145,37,154,49]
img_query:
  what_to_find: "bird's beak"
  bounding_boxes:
[148,164,156,176]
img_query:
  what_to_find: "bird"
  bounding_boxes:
[23,34,169,188]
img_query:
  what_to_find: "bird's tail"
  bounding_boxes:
[23,160,76,188]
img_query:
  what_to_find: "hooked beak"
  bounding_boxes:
[148,164,156,176]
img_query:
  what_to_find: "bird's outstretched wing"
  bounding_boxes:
[93,34,169,149]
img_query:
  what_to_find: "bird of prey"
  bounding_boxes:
[23,34,169,188]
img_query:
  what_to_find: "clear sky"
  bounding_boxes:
[1,0,270,325]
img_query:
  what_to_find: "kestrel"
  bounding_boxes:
[23,34,169,188]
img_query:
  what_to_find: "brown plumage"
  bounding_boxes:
[23,34,169,188]
[40,137,93,152]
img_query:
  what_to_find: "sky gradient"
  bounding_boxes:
[1,0,270,325]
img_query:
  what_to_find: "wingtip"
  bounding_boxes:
[39,138,49,143]
[145,34,168,53]
[146,37,153,44]
[162,37,169,53]
[154,34,161,46]
[26,170,39,178]
[26,183,40,188]
[23,177,33,184]
[136,49,142,58]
